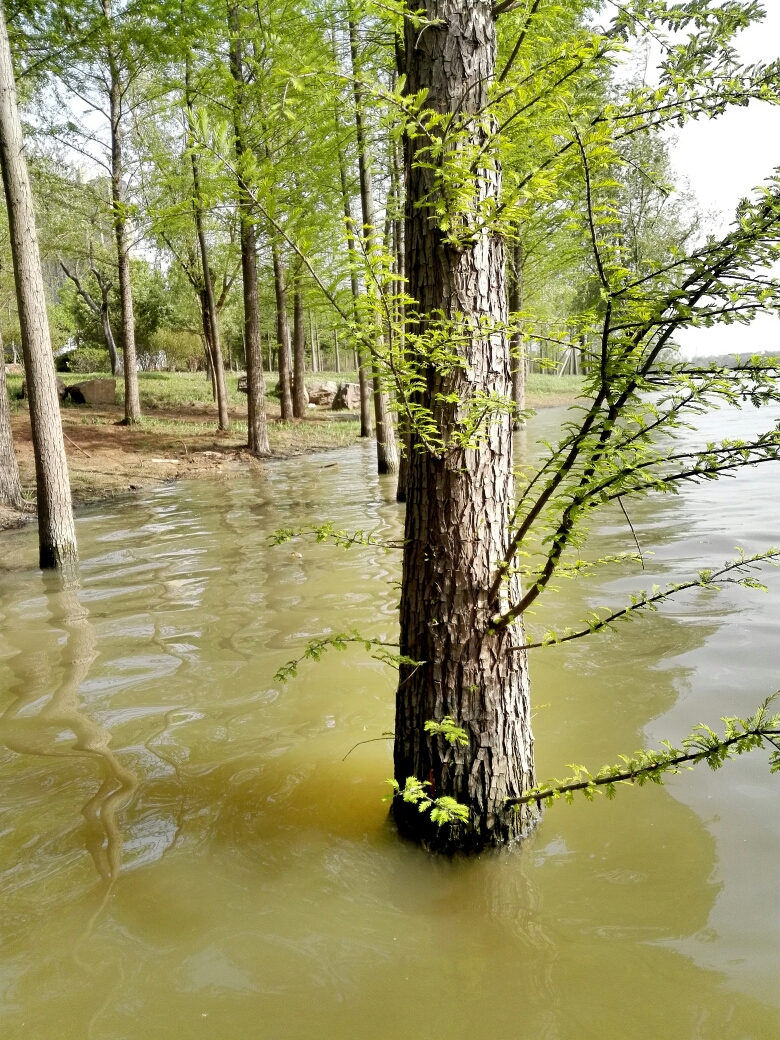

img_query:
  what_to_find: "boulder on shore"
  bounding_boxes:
[21,376,67,401]
[66,378,116,407]
[307,381,338,407]
[332,382,361,411]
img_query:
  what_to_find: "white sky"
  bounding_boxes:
[671,4,780,357]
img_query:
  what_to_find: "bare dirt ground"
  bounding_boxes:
[1,371,585,532]
[2,398,360,530]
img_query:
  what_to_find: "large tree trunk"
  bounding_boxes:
[271,242,293,419]
[0,331,23,510]
[104,0,140,423]
[229,6,270,456]
[348,13,398,474]
[292,274,307,418]
[0,2,77,568]
[509,240,525,429]
[393,0,536,851]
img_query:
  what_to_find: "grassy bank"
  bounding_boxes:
[6,370,586,413]
[1,369,585,522]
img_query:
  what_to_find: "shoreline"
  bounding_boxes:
[0,389,582,534]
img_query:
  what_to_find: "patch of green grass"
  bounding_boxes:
[526,373,586,397]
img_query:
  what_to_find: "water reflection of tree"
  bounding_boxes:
[0,576,138,884]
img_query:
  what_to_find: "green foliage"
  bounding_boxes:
[518,549,780,648]
[384,777,470,829]
[424,717,469,748]
[512,698,780,808]
[273,629,418,684]
[61,347,110,373]
[148,329,205,372]
[268,521,401,551]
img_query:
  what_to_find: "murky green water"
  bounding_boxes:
[1,407,778,1039]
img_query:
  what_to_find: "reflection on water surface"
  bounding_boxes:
[0,408,778,1038]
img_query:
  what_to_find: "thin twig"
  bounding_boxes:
[617,495,644,569]
[342,734,394,762]
[63,431,92,458]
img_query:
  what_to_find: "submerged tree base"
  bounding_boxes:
[391,799,540,854]
[39,542,79,575]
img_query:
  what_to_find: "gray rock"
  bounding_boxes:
[66,378,116,406]
[332,382,362,411]
[307,380,338,406]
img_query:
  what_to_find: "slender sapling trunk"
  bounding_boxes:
[272,242,293,419]
[292,275,307,418]
[0,1,77,566]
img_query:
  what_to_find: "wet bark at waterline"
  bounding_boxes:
[394,0,537,850]
[0,0,77,568]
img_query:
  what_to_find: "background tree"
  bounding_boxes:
[0,0,76,568]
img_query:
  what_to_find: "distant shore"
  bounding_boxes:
[0,370,586,531]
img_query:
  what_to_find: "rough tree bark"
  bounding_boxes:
[271,242,293,419]
[229,5,270,455]
[0,329,23,510]
[292,273,307,418]
[103,0,140,422]
[59,261,120,376]
[393,0,537,851]
[0,0,77,567]
[509,240,525,429]
[348,13,398,474]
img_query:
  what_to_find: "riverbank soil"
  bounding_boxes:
[2,370,585,524]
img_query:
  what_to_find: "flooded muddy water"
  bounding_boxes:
[0,406,778,1038]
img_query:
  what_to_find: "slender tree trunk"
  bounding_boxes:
[509,240,525,429]
[59,262,120,376]
[0,3,76,567]
[103,0,140,422]
[229,5,269,455]
[100,304,120,376]
[185,68,229,433]
[292,274,307,418]
[394,0,536,851]
[272,242,293,419]
[334,329,340,373]
[309,311,317,373]
[334,91,371,437]
[0,331,23,510]
[348,13,398,474]
[393,134,410,502]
